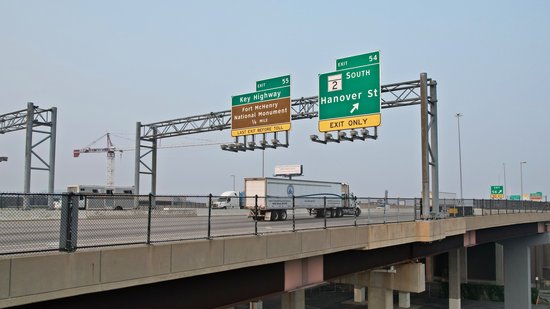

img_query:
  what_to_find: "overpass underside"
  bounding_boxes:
[2,213,549,308]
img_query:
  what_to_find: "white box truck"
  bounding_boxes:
[244,177,361,221]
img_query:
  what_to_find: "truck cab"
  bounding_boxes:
[213,191,242,209]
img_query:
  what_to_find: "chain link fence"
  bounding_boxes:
[1,192,549,255]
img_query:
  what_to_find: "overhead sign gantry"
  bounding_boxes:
[0,102,57,199]
[135,68,439,219]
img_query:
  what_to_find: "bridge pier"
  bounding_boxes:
[499,232,550,309]
[354,285,366,303]
[281,289,305,309]
[249,299,263,309]
[368,269,394,309]
[331,263,424,308]
[398,292,410,308]
[448,249,461,309]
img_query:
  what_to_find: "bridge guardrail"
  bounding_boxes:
[1,192,549,256]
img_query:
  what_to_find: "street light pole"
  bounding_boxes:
[456,113,464,200]
[503,163,507,199]
[520,161,527,200]
[230,174,235,191]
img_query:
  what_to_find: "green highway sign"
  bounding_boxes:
[336,51,380,70]
[510,195,521,200]
[231,75,291,137]
[232,86,290,106]
[318,51,381,132]
[256,75,290,91]
[490,185,504,199]
[530,192,543,201]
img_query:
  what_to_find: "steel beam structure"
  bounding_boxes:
[0,102,57,197]
[135,74,439,216]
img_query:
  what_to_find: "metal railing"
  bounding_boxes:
[1,192,549,256]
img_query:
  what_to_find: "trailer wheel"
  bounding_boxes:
[114,206,123,211]
[271,210,280,221]
[336,208,343,217]
[325,209,332,218]
[280,210,287,221]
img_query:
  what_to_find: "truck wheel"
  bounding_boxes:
[355,208,362,217]
[330,209,336,218]
[114,206,123,211]
[337,209,343,217]
[280,210,287,221]
[271,210,280,221]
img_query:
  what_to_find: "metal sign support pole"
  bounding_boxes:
[24,102,34,194]
[134,122,141,199]
[48,107,57,195]
[420,73,431,218]
[429,79,440,214]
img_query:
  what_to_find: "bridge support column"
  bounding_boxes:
[460,247,468,283]
[448,249,461,309]
[368,270,394,309]
[500,232,550,309]
[281,289,305,309]
[249,300,263,309]
[330,263,425,308]
[398,292,410,308]
[354,285,365,303]
[504,239,531,309]
[495,243,504,285]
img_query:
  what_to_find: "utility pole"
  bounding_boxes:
[520,161,527,200]
[455,113,464,200]
[503,163,507,199]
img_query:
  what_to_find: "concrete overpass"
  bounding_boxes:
[2,212,550,308]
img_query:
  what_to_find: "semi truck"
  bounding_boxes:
[244,177,361,221]
[212,191,244,209]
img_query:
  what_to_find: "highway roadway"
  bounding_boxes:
[0,208,416,255]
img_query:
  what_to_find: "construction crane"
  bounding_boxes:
[73,133,124,187]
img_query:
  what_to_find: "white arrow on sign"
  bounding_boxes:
[350,103,359,114]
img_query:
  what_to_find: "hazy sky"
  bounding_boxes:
[1,0,549,198]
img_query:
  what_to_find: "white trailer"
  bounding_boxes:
[66,185,135,210]
[244,177,361,221]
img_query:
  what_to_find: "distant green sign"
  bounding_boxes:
[490,185,504,199]
[510,195,521,200]
[530,192,543,201]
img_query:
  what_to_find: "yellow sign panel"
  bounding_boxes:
[318,113,381,132]
[490,194,504,199]
[232,123,291,137]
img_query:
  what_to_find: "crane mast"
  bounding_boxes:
[73,133,122,187]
